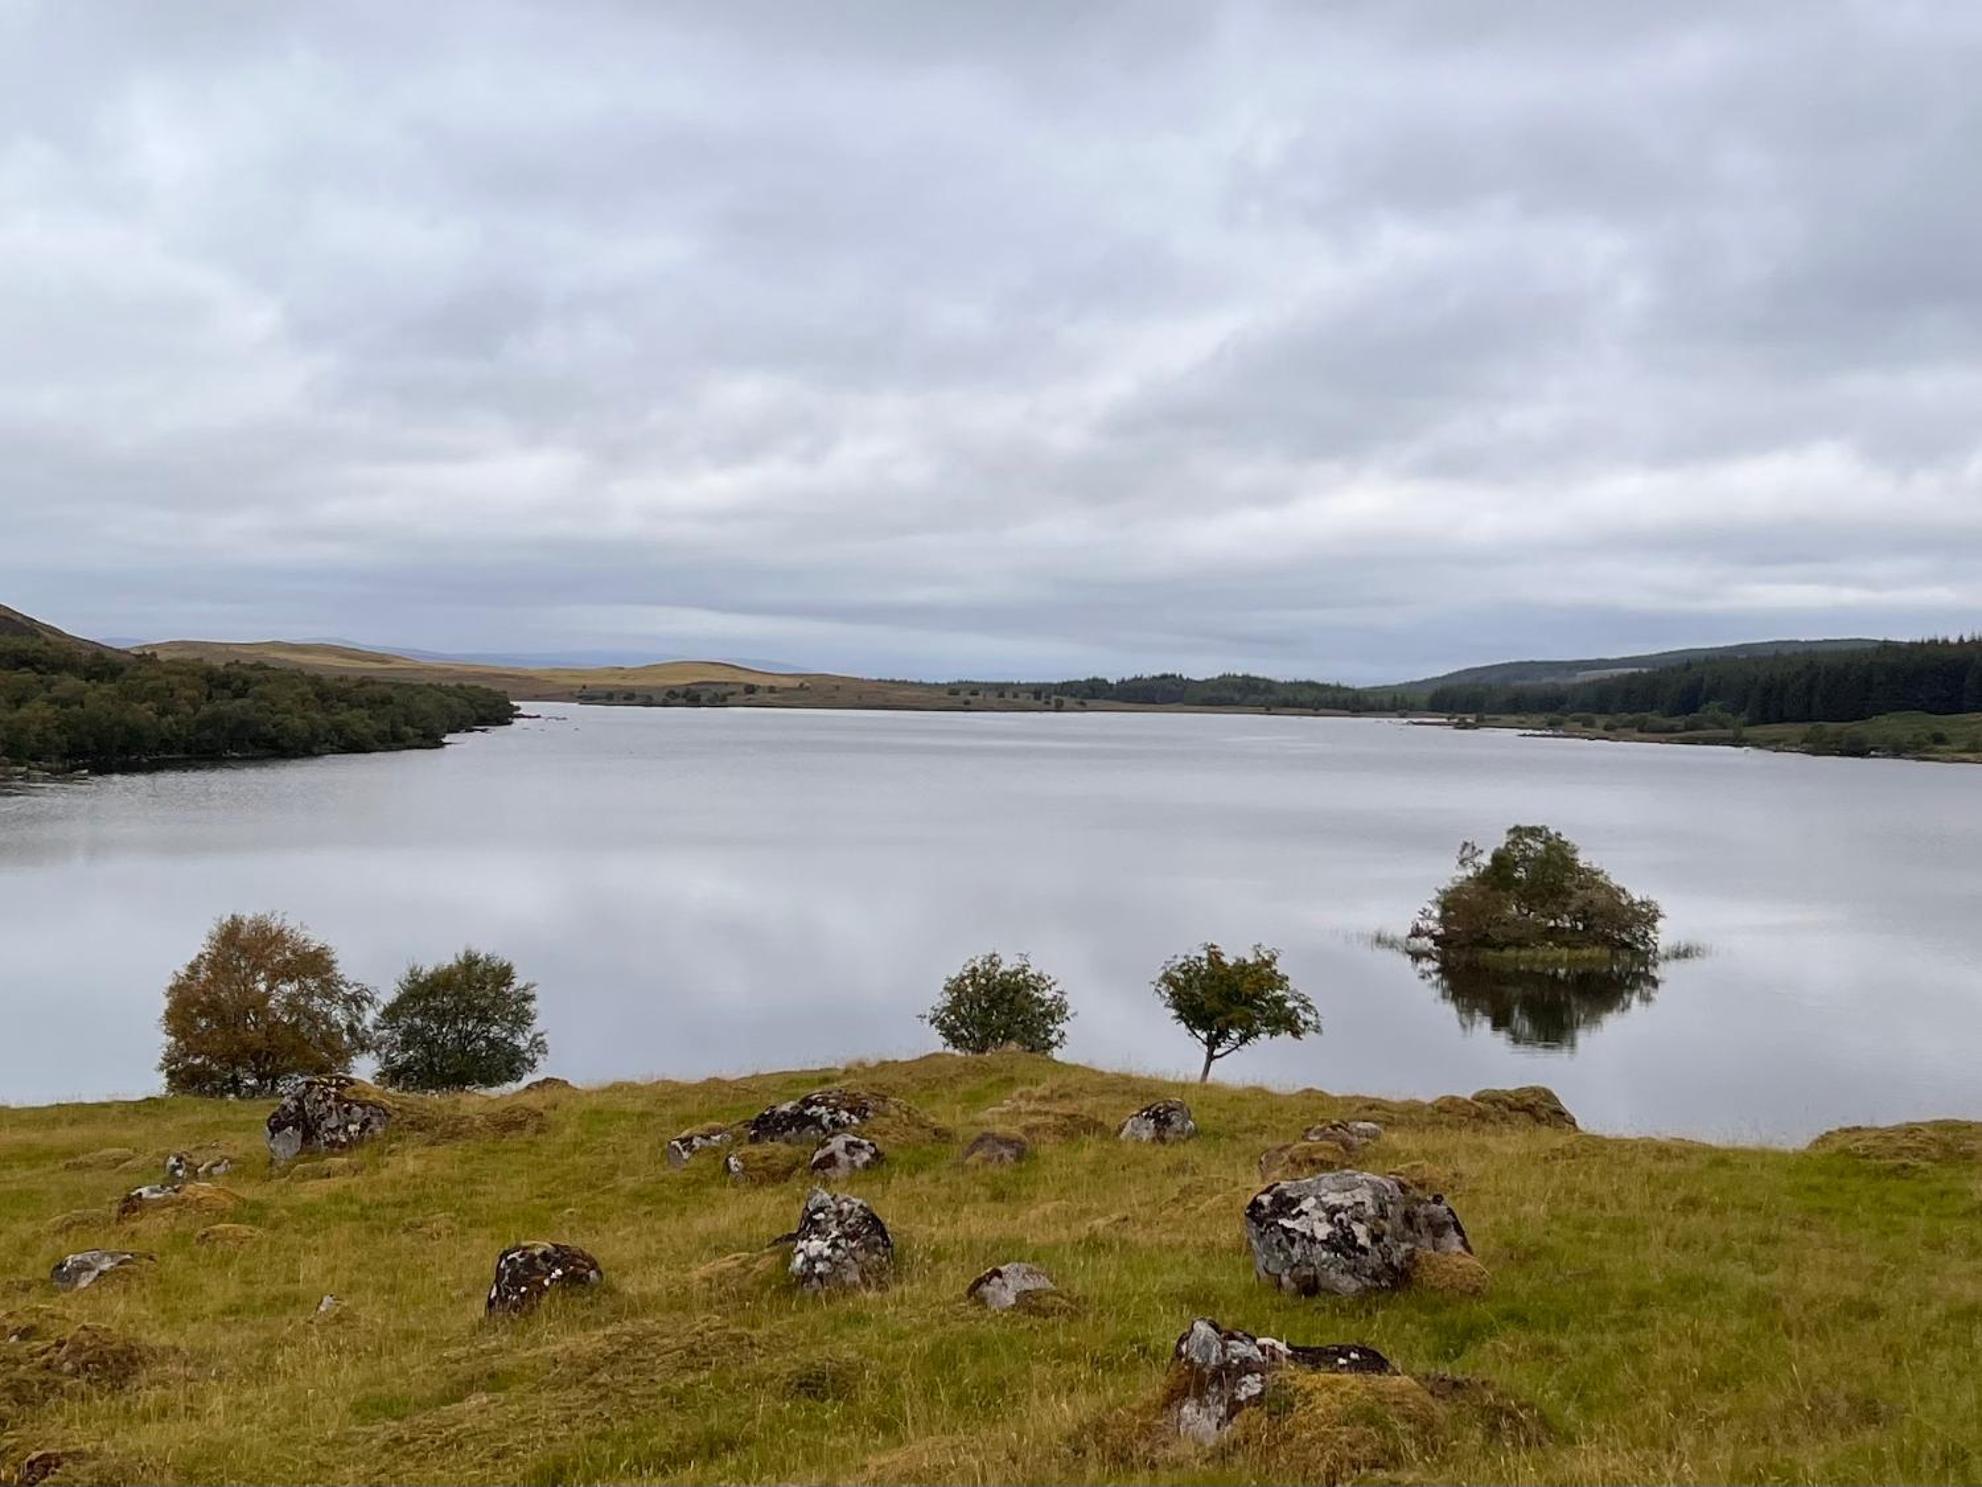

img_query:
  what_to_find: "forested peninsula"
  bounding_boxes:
[0,637,514,773]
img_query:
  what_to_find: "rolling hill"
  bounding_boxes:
[1384,638,1882,698]
[0,602,117,652]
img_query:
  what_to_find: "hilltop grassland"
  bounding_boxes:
[2,1054,1979,1485]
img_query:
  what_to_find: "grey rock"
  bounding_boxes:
[485,1241,604,1315]
[1169,1317,1394,1444]
[962,1130,1030,1166]
[809,1133,883,1178]
[747,1087,888,1145]
[115,1183,179,1219]
[664,1124,733,1168]
[1117,1098,1196,1144]
[1345,1120,1384,1143]
[196,1156,233,1178]
[265,1076,392,1163]
[1245,1170,1470,1297]
[50,1249,152,1293]
[965,1261,1056,1312]
[164,1152,190,1182]
[788,1188,893,1293]
[315,1293,342,1315]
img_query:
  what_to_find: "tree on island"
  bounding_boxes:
[372,949,549,1092]
[1410,825,1661,965]
[159,913,375,1097]
[922,951,1072,1055]
[1152,943,1320,1082]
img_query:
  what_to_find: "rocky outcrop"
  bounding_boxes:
[1245,1170,1470,1297]
[788,1188,893,1293]
[965,1261,1057,1312]
[1167,1317,1393,1445]
[810,1133,883,1178]
[665,1122,734,1168]
[1466,1087,1575,1129]
[265,1076,393,1163]
[485,1241,604,1315]
[746,1087,891,1145]
[962,1131,1030,1166]
[1117,1099,1196,1144]
[49,1249,152,1293]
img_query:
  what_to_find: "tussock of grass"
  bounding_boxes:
[0,1052,1977,1483]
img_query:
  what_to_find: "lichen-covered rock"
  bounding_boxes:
[115,1184,177,1219]
[1345,1119,1383,1143]
[965,1261,1057,1312]
[962,1130,1030,1166]
[810,1133,883,1178]
[1167,1317,1393,1445]
[1118,1099,1196,1144]
[1258,1140,1353,1183]
[485,1241,604,1315]
[746,1086,905,1145]
[725,1144,809,1186]
[49,1250,152,1293]
[1246,1170,1470,1297]
[265,1076,393,1163]
[788,1188,893,1293]
[665,1122,733,1168]
[164,1152,190,1183]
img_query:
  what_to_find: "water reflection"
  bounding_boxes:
[1410,954,1663,1050]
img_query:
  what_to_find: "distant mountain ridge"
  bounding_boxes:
[1384,638,1883,698]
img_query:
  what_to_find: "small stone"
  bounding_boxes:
[965,1261,1056,1311]
[116,1181,241,1221]
[164,1152,190,1183]
[1117,1099,1196,1143]
[1345,1120,1384,1143]
[50,1249,152,1293]
[315,1294,341,1315]
[962,1131,1030,1166]
[809,1133,883,1178]
[1168,1317,1395,1445]
[485,1241,604,1316]
[115,1184,178,1219]
[665,1122,733,1168]
[788,1188,893,1293]
[17,1450,67,1486]
[195,1156,234,1178]
[265,1076,393,1163]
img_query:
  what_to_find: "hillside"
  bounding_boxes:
[2,1053,1975,1484]
[0,605,115,654]
[1387,638,1881,698]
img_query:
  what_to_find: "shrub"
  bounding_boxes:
[372,949,549,1091]
[159,914,375,1097]
[1151,943,1319,1082]
[922,952,1072,1055]
[1410,826,1661,964]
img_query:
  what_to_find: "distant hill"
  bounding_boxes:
[0,602,118,653]
[1384,639,1882,698]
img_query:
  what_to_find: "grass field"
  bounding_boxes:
[3,1053,1978,1484]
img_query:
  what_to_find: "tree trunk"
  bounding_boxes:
[1199,1046,1215,1082]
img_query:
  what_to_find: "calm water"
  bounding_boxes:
[2,706,1977,1142]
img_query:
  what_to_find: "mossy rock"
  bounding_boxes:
[1409,1249,1491,1296]
[1808,1120,1982,1165]
[1469,1086,1577,1129]
[1257,1140,1353,1183]
[1224,1371,1443,1479]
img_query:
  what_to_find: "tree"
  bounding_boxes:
[921,951,1072,1055]
[1411,825,1661,962]
[159,913,375,1096]
[371,949,549,1091]
[1151,943,1319,1082]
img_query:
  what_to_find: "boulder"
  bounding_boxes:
[788,1188,893,1293]
[810,1133,883,1178]
[265,1076,393,1163]
[1245,1170,1470,1297]
[1117,1099,1196,1144]
[1167,1317,1393,1445]
[961,1130,1030,1166]
[49,1250,152,1293]
[665,1122,733,1168]
[485,1241,604,1316]
[725,1144,809,1187]
[965,1261,1057,1312]
[746,1086,890,1145]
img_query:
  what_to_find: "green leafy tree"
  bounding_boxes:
[922,952,1072,1055]
[159,914,375,1096]
[1412,825,1661,962]
[371,949,550,1091]
[1151,943,1319,1082]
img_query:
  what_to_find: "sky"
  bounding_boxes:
[5,1,1982,684]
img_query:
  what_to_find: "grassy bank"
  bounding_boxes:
[1462,710,1982,763]
[3,1054,1978,1484]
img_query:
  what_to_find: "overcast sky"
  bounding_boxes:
[5,2,1982,682]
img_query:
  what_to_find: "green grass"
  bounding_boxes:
[3,1054,1979,1484]
[1479,710,1982,762]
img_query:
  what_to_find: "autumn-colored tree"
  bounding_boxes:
[1152,943,1320,1082]
[158,913,375,1096]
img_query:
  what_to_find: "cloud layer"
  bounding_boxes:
[6,1,1982,680]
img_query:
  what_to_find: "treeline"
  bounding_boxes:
[1428,637,1982,725]
[949,672,1410,712]
[0,638,515,770]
